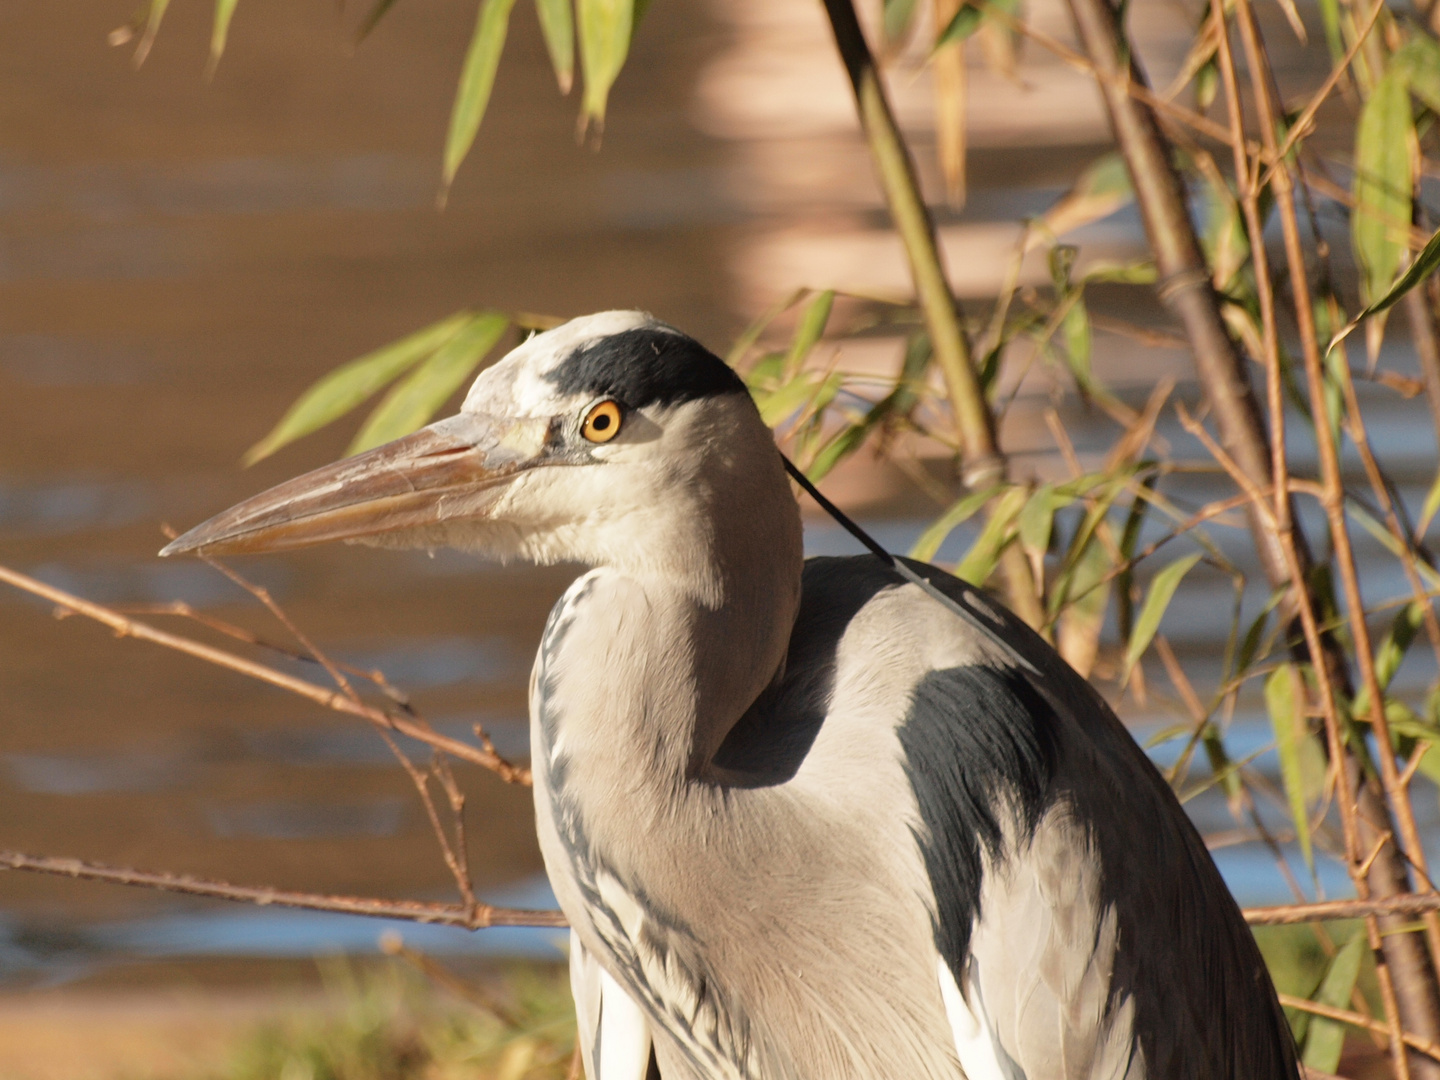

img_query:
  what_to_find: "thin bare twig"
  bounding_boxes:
[0,562,531,785]
[0,851,565,929]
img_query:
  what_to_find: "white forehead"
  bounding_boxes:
[462,310,677,416]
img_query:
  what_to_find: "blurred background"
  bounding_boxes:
[0,0,1430,1076]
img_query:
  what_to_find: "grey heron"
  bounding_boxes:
[163,311,1299,1080]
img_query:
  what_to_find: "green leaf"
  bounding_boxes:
[783,290,835,380]
[1266,664,1315,872]
[441,0,521,199]
[1353,601,1425,718]
[534,0,576,93]
[910,485,1003,564]
[243,311,474,466]
[936,3,983,47]
[1123,553,1203,683]
[1352,69,1414,310]
[207,0,240,76]
[577,0,635,128]
[1301,932,1368,1073]
[1329,224,1440,355]
[349,312,510,453]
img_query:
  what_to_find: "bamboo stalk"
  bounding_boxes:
[818,0,1043,627]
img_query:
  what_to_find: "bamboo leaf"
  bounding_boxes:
[1265,664,1315,871]
[911,485,1004,563]
[1395,35,1440,114]
[1351,68,1414,349]
[936,3,984,47]
[534,0,576,93]
[1057,532,1111,677]
[441,0,521,200]
[1123,553,1203,682]
[955,486,1028,585]
[1037,152,1133,240]
[1328,225,1440,355]
[1061,292,1093,391]
[1315,0,1342,61]
[1301,932,1368,1073]
[243,311,475,466]
[132,0,171,68]
[577,0,634,129]
[783,290,834,379]
[1420,461,1440,537]
[754,372,821,427]
[349,312,510,453]
[884,0,921,42]
[207,0,241,76]
[1018,484,1059,567]
[355,0,402,43]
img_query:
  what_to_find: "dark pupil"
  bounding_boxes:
[593,413,612,431]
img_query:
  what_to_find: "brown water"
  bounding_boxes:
[1,0,1431,985]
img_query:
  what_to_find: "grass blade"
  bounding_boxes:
[534,0,575,93]
[1123,553,1202,684]
[441,0,521,202]
[350,313,511,453]
[243,311,474,466]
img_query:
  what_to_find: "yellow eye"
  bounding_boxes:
[581,400,623,444]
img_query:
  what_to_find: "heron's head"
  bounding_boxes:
[161,312,801,592]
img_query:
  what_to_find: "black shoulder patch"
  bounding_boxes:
[546,327,747,409]
[898,664,1059,972]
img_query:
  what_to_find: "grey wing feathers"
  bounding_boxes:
[805,556,1299,1080]
[570,931,655,1080]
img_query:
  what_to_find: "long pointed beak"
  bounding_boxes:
[160,413,547,557]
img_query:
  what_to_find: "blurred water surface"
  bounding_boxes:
[1,0,1435,985]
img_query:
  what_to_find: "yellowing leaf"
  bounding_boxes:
[441,0,521,200]
[349,312,510,453]
[243,310,474,466]
[534,0,575,93]
[577,0,634,129]
[1123,553,1203,683]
